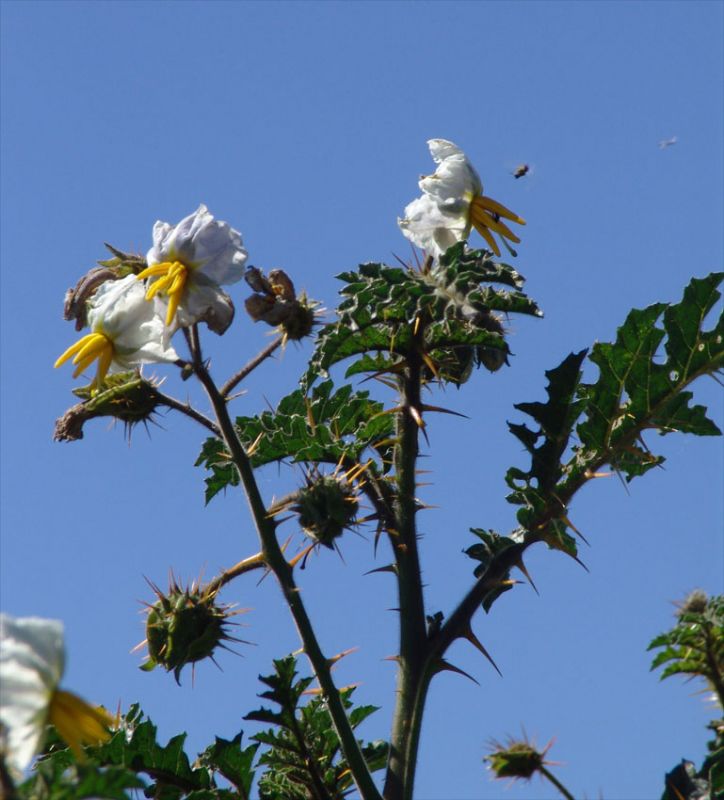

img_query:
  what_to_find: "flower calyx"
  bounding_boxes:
[141,576,245,684]
[54,372,163,442]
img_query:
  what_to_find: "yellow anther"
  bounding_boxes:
[137,261,189,326]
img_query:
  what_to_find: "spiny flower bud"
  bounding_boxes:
[293,471,360,549]
[53,372,162,442]
[141,577,242,683]
[486,740,544,779]
[485,734,558,785]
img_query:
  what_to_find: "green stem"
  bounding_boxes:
[188,329,381,800]
[540,765,576,800]
[383,353,428,800]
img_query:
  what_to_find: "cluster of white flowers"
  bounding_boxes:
[55,204,248,387]
[0,614,113,780]
[55,145,522,389]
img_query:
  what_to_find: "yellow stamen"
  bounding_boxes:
[48,689,113,760]
[475,224,501,256]
[54,334,98,368]
[137,261,189,326]
[470,205,521,243]
[473,194,526,225]
[55,331,114,386]
[71,333,109,365]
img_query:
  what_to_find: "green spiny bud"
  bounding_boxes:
[142,577,241,683]
[294,471,359,549]
[54,372,161,442]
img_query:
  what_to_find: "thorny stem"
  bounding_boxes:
[220,335,283,398]
[383,344,428,800]
[154,389,220,436]
[539,766,576,800]
[428,353,723,668]
[185,326,382,800]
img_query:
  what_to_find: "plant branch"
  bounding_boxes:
[220,336,283,398]
[188,334,381,800]
[154,390,220,436]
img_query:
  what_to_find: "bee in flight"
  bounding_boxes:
[512,163,530,179]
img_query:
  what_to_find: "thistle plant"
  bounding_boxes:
[2,138,722,800]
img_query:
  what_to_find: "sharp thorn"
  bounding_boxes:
[460,625,503,677]
[435,659,480,686]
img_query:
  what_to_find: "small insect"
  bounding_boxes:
[512,163,530,179]
[658,136,678,149]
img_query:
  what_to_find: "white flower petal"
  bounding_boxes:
[88,276,179,366]
[419,153,481,209]
[154,277,235,336]
[398,195,468,258]
[146,205,248,286]
[427,138,465,163]
[0,615,65,778]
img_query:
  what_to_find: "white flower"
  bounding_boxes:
[138,204,248,335]
[398,139,525,258]
[0,614,113,780]
[54,275,179,387]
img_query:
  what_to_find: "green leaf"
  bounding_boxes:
[197,733,258,797]
[246,655,387,800]
[465,529,519,611]
[194,437,240,504]
[504,350,588,559]
[572,273,723,483]
[304,245,540,388]
[195,381,395,502]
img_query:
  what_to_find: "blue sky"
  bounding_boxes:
[1,1,722,798]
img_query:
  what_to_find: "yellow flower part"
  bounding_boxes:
[468,194,525,258]
[136,260,189,326]
[54,331,114,385]
[48,689,114,759]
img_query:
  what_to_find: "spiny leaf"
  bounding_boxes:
[464,529,518,612]
[195,381,395,503]
[572,272,723,482]
[304,245,540,388]
[246,655,387,800]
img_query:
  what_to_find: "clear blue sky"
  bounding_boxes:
[1,2,722,798]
